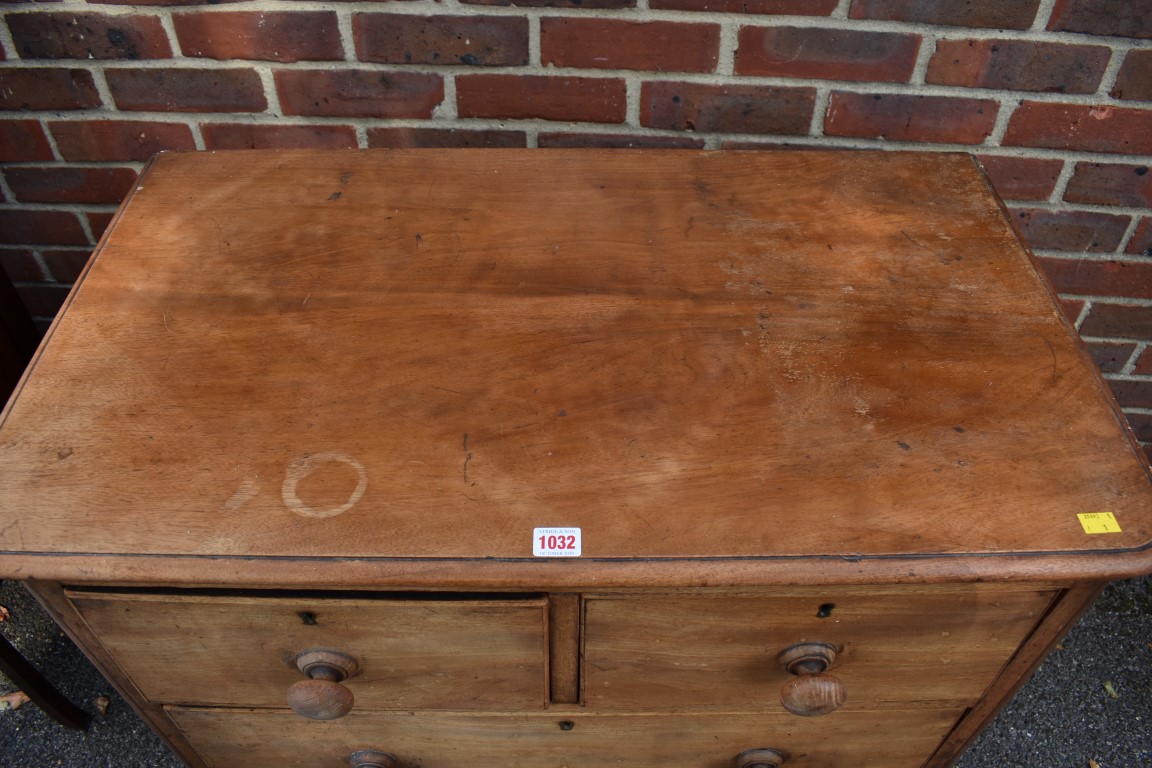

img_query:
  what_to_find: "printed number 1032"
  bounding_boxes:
[539,534,576,550]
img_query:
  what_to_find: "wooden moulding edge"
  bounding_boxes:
[1,547,1151,589]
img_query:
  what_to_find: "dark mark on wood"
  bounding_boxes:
[463,433,472,482]
[897,441,912,451]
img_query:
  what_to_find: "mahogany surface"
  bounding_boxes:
[0,149,1149,585]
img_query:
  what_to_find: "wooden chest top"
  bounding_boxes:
[0,149,1149,586]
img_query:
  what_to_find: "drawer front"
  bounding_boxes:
[583,587,1058,711]
[169,707,963,768]
[68,591,548,710]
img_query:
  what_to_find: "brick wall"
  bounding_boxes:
[1,0,1150,457]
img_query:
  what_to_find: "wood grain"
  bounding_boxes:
[1,151,1148,768]
[583,588,1057,710]
[24,580,210,768]
[0,150,1147,586]
[67,590,548,710]
[924,581,1106,767]
[167,707,964,768]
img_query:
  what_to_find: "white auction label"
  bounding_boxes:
[533,527,582,557]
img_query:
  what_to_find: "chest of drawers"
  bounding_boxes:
[1,150,1149,768]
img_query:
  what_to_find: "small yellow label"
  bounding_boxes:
[1078,512,1122,534]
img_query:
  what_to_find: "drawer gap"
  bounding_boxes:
[64,586,546,602]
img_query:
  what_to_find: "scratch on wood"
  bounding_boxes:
[1041,335,1058,385]
[901,230,935,253]
[463,433,473,483]
[757,310,770,353]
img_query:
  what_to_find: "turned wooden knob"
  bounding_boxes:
[735,748,788,768]
[776,642,846,717]
[349,750,399,768]
[287,649,360,721]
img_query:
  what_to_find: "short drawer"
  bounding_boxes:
[168,707,964,768]
[583,586,1058,711]
[68,590,548,711]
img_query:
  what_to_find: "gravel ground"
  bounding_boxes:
[0,576,1149,768]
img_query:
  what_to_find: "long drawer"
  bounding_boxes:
[169,707,964,768]
[68,590,549,710]
[583,587,1058,711]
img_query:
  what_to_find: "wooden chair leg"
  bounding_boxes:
[0,632,92,730]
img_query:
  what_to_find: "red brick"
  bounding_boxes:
[16,284,71,319]
[977,156,1061,201]
[1112,50,1152,102]
[1085,342,1137,373]
[50,120,195,161]
[825,92,997,145]
[5,12,172,59]
[87,212,116,240]
[1127,412,1152,441]
[356,14,527,67]
[1059,298,1085,323]
[927,39,1108,94]
[1134,348,1152,375]
[276,70,443,119]
[0,248,46,282]
[543,19,718,73]
[366,127,527,148]
[458,75,626,123]
[5,166,137,204]
[462,0,634,8]
[0,68,101,110]
[174,11,341,63]
[40,249,91,282]
[1004,103,1152,156]
[1107,379,1152,409]
[538,133,705,148]
[642,81,814,135]
[849,0,1040,28]
[720,140,810,149]
[1127,218,1152,257]
[1011,208,1129,253]
[0,120,54,162]
[0,210,88,246]
[1048,0,1152,39]
[651,0,835,13]
[107,68,266,113]
[1082,303,1152,340]
[736,27,919,82]
[1037,257,1152,300]
[202,123,358,150]
[1065,163,1152,208]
